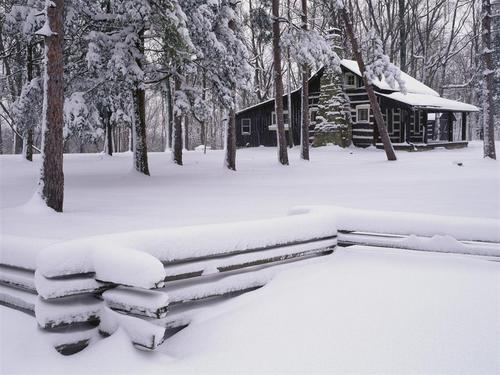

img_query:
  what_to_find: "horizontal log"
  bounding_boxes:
[0,284,36,315]
[338,231,500,257]
[35,295,103,329]
[0,265,36,293]
[35,271,113,300]
[163,237,336,282]
[102,287,169,319]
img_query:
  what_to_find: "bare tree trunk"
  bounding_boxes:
[300,0,310,160]
[106,112,113,156]
[286,0,294,148]
[172,76,183,165]
[166,78,173,150]
[272,0,289,165]
[0,117,3,154]
[25,43,34,161]
[341,7,397,161]
[201,71,208,154]
[38,0,65,212]
[132,30,150,175]
[399,0,406,71]
[482,0,496,159]
[184,116,190,151]
[224,108,236,170]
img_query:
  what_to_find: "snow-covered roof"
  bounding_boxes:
[340,59,440,96]
[237,59,477,115]
[378,92,479,112]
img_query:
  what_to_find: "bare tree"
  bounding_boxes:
[172,75,183,165]
[224,107,237,170]
[272,0,289,165]
[37,0,65,211]
[482,0,496,159]
[132,29,150,175]
[340,5,397,161]
[300,0,310,160]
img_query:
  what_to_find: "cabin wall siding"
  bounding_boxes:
[235,66,465,149]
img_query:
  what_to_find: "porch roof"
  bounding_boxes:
[377,92,479,112]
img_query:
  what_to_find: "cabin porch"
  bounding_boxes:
[369,93,478,150]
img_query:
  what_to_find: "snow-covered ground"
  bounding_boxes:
[1,142,499,374]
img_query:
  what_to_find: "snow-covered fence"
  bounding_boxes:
[0,210,338,355]
[292,206,500,257]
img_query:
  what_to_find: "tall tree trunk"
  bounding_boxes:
[172,76,183,165]
[38,0,65,212]
[271,0,289,165]
[286,0,294,148]
[201,70,207,153]
[482,0,496,159]
[224,108,237,170]
[165,78,173,150]
[0,117,3,154]
[24,43,34,161]
[184,116,190,151]
[106,111,113,156]
[399,0,406,71]
[341,8,397,161]
[300,0,310,160]
[132,30,150,175]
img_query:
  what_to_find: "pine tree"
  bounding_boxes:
[36,0,65,212]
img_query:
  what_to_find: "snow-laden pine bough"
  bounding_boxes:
[0,210,338,355]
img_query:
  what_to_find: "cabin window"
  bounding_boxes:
[356,104,370,123]
[241,119,251,135]
[309,107,318,124]
[345,73,356,88]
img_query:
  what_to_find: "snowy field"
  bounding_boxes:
[1,142,499,374]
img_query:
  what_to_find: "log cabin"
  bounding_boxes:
[235,58,479,151]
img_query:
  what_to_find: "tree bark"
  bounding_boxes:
[172,76,183,165]
[224,108,237,170]
[106,110,113,156]
[38,0,65,212]
[398,0,406,71]
[482,0,496,159]
[132,30,150,175]
[165,78,173,150]
[0,117,3,154]
[300,0,310,160]
[341,7,397,161]
[184,116,190,151]
[24,43,35,161]
[272,0,289,165]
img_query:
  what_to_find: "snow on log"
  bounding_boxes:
[162,262,293,306]
[0,284,37,314]
[0,234,57,271]
[102,286,169,319]
[38,247,166,289]
[35,271,111,299]
[339,232,500,257]
[290,206,500,243]
[37,211,337,279]
[92,249,166,289]
[98,306,119,337]
[112,310,167,350]
[35,295,102,329]
[0,265,36,293]
[163,237,336,281]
